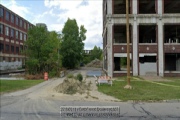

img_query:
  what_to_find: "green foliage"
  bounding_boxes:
[0,80,44,93]
[121,57,127,67]
[60,18,87,69]
[90,46,102,61]
[82,45,102,64]
[25,26,61,76]
[76,73,83,82]
[98,79,180,101]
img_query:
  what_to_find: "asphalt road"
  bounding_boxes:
[1,69,180,120]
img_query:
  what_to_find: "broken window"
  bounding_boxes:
[139,0,156,14]
[164,25,180,43]
[114,0,131,14]
[164,0,180,13]
[139,56,156,63]
[139,25,156,43]
[114,25,131,43]
[165,53,180,71]
[114,57,132,71]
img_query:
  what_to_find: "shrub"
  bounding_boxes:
[67,74,74,78]
[76,73,83,82]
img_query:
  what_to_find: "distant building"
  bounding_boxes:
[84,50,92,55]
[0,4,34,70]
[36,23,47,31]
[103,0,180,77]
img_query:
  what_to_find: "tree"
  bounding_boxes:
[90,45,102,61]
[60,18,87,69]
[25,26,61,75]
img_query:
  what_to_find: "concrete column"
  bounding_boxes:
[132,0,138,14]
[107,0,112,14]
[157,0,163,14]
[132,18,138,76]
[158,20,164,77]
[107,23,113,77]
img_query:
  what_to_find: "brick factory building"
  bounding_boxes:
[102,0,180,77]
[0,4,34,70]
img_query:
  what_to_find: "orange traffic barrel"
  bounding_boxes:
[44,72,48,80]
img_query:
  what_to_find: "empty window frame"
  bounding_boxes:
[11,28,14,37]
[16,47,19,54]
[0,7,3,17]
[11,45,14,53]
[16,30,18,39]
[0,43,4,52]
[0,24,3,34]
[5,26,9,36]
[11,14,14,23]
[139,0,156,14]
[5,44,9,52]
[164,25,180,43]
[139,25,157,43]
[113,0,131,14]
[5,10,10,21]
[20,32,22,40]
[164,0,180,13]
[165,53,180,71]
[114,25,131,43]
[114,57,132,71]
[16,16,19,26]
[20,19,22,27]
[24,34,26,41]
[139,56,156,63]
[24,22,26,29]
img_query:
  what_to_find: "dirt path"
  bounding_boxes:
[7,68,119,102]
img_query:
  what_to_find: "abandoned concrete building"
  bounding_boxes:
[102,0,180,77]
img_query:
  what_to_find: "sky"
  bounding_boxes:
[1,0,103,50]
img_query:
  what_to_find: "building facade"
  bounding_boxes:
[103,0,180,77]
[0,4,34,70]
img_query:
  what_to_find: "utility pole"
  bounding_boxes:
[124,0,132,89]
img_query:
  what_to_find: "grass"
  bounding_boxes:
[98,77,180,101]
[0,80,44,94]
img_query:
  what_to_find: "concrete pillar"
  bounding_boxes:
[107,23,113,77]
[158,20,164,77]
[132,0,138,14]
[107,0,112,14]
[132,18,138,76]
[106,0,113,77]
[157,0,163,14]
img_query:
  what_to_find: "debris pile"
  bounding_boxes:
[54,78,91,95]
[86,59,102,68]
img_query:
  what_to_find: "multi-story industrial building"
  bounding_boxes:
[103,0,180,77]
[0,4,34,70]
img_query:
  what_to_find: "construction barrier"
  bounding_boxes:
[44,72,48,80]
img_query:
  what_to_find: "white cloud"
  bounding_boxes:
[44,0,103,50]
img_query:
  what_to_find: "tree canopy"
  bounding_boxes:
[60,18,87,69]
[25,26,61,75]
[90,45,102,61]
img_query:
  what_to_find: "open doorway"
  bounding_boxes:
[114,57,132,71]
[165,53,180,71]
